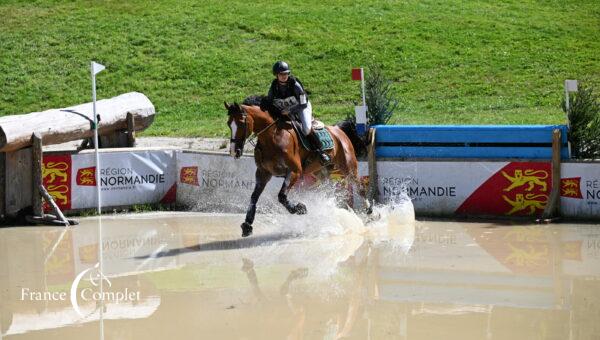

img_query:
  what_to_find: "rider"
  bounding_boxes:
[262,61,330,165]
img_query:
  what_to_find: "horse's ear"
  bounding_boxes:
[224,101,230,110]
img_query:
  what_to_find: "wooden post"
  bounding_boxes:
[127,112,136,147]
[5,147,32,216]
[542,129,562,220]
[367,128,379,204]
[32,133,43,217]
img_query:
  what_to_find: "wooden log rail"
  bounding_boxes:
[0,92,154,152]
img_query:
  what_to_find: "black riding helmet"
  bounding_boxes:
[272,61,291,75]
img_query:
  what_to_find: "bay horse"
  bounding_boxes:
[224,100,365,237]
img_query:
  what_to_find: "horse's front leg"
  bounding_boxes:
[241,168,272,237]
[278,171,307,215]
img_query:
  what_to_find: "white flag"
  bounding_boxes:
[565,79,578,92]
[91,61,105,75]
[355,105,368,124]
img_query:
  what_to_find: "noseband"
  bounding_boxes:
[231,107,249,148]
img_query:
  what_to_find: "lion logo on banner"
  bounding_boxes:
[47,185,70,205]
[502,193,548,215]
[456,162,551,217]
[79,177,94,185]
[76,167,97,186]
[43,161,69,183]
[563,188,578,197]
[180,166,199,186]
[501,169,548,192]
[562,179,578,188]
[560,177,583,199]
[79,169,94,177]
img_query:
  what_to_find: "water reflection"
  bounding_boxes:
[0,212,599,339]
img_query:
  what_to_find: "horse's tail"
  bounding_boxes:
[335,119,367,158]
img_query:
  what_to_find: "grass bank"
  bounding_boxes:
[0,0,598,137]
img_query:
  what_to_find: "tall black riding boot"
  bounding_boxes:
[307,131,331,165]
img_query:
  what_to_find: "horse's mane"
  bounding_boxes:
[242,95,266,106]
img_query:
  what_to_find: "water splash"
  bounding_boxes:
[367,196,416,254]
[244,185,416,278]
[261,183,366,237]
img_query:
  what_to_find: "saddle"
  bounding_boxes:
[277,118,333,151]
[271,97,333,151]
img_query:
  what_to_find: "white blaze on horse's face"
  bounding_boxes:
[229,120,238,157]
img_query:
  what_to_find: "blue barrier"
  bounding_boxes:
[374,125,569,159]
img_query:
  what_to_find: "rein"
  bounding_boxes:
[247,119,278,147]
[242,107,279,147]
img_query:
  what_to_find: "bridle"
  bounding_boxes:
[230,108,249,149]
[231,106,278,148]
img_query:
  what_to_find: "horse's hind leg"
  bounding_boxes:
[279,171,307,215]
[241,168,272,237]
[333,149,361,210]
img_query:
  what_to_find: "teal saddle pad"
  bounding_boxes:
[297,127,334,151]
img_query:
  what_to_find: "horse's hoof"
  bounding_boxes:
[294,203,307,215]
[241,222,253,237]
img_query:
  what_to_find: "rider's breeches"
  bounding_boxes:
[299,101,312,136]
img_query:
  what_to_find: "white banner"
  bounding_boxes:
[376,161,506,214]
[174,153,600,219]
[41,148,600,219]
[561,162,600,218]
[71,150,176,209]
[176,151,284,212]
[375,160,600,218]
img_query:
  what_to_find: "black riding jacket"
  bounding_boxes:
[265,76,308,114]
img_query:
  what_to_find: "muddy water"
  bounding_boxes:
[1,209,599,339]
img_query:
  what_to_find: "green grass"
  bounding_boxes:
[1,0,598,137]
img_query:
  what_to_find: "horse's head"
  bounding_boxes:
[224,101,252,159]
